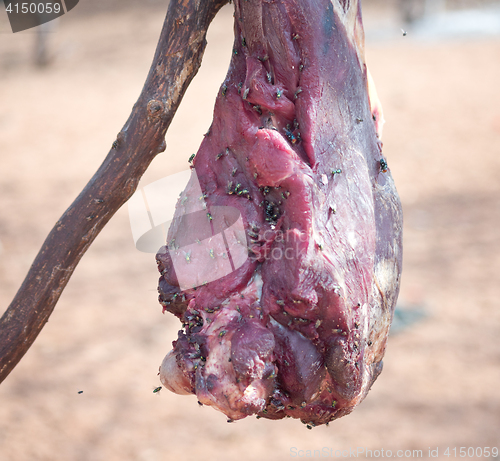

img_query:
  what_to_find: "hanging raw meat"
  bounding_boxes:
[156,0,402,427]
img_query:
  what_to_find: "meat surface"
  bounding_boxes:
[156,0,403,427]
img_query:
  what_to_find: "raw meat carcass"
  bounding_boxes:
[156,0,402,427]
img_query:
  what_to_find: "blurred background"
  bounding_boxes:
[0,0,499,460]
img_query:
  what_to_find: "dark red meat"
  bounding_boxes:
[156,0,402,427]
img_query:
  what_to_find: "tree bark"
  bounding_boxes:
[0,0,229,384]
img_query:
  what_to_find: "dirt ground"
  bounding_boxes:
[0,1,499,460]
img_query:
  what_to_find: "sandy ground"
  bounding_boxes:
[0,1,500,460]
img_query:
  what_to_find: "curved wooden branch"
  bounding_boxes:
[0,0,229,384]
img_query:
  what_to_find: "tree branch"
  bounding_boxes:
[0,0,229,384]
